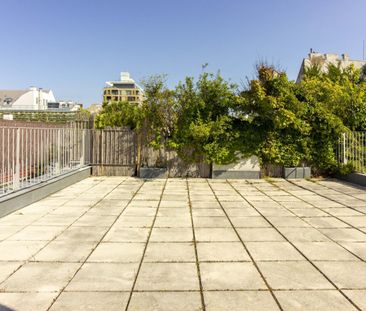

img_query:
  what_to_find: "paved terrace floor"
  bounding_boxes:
[0,177,365,311]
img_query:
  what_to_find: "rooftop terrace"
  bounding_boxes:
[0,177,365,310]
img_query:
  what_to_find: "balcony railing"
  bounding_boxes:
[0,127,90,197]
[338,132,366,173]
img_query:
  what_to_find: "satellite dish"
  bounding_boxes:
[3,97,13,106]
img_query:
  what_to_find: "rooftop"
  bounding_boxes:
[0,177,365,310]
[105,72,143,91]
[297,50,366,82]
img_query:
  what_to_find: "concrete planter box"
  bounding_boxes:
[338,172,366,187]
[284,167,311,179]
[213,155,261,179]
[139,167,168,179]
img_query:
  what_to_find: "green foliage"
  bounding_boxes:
[93,63,366,176]
[0,110,88,123]
[236,63,366,173]
[94,101,142,130]
[336,162,355,175]
[172,72,240,164]
[301,63,366,131]
[237,65,310,167]
[140,74,176,149]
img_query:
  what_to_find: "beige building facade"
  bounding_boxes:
[297,49,366,83]
[103,72,144,104]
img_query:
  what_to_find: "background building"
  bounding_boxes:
[0,87,56,110]
[47,100,82,111]
[103,72,144,104]
[0,87,82,112]
[297,49,366,82]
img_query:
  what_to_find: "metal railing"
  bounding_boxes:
[338,132,366,173]
[0,127,90,197]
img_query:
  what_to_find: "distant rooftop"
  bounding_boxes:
[105,72,143,91]
[297,49,366,82]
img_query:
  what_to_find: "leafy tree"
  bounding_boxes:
[298,63,366,173]
[301,63,366,131]
[237,65,310,168]
[172,71,240,169]
[140,75,176,167]
[94,101,142,130]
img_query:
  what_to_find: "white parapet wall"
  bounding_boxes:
[212,155,261,179]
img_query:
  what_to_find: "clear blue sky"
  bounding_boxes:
[1,0,366,106]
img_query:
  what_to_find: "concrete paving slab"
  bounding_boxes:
[192,208,226,217]
[274,290,357,311]
[0,214,43,226]
[303,217,351,228]
[66,263,138,291]
[200,262,267,290]
[49,291,129,311]
[0,292,57,311]
[73,214,117,227]
[224,207,261,217]
[315,261,366,289]
[319,228,366,242]
[150,227,193,242]
[193,216,231,228]
[343,290,366,310]
[144,242,196,262]
[266,216,311,227]
[278,227,330,242]
[1,262,81,292]
[339,216,366,228]
[340,242,366,260]
[204,291,279,311]
[0,241,46,261]
[245,241,305,261]
[229,216,271,228]
[0,225,25,240]
[103,227,150,242]
[293,242,360,261]
[0,262,23,283]
[154,216,192,228]
[114,216,154,228]
[32,214,79,226]
[195,228,239,242]
[135,262,200,291]
[128,291,202,311]
[87,242,145,263]
[55,226,108,242]
[33,241,97,262]
[197,242,250,262]
[257,261,335,290]
[7,225,66,241]
[237,228,285,242]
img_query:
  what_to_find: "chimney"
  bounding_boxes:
[342,53,349,61]
[120,72,130,81]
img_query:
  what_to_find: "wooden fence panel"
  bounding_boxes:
[90,129,136,176]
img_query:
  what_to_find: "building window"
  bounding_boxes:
[127,96,135,102]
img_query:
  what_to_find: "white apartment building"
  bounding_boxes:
[0,87,56,110]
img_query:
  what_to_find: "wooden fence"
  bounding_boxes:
[88,128,210,177]
[89,129,136,176]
